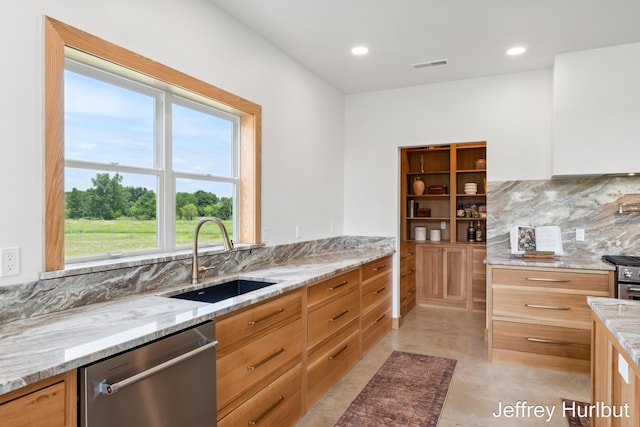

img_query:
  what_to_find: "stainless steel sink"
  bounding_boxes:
[170,279,276,304]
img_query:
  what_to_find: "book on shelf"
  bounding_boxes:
[510,225,563,256]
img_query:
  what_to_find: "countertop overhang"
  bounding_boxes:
[588,297,640,369]
[485,254,615,271]
[0,248,393,396]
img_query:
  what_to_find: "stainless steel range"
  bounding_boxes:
[602,255,640,300]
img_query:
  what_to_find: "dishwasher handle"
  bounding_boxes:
[98,340,218,395]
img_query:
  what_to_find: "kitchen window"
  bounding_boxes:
[45,17,261,271]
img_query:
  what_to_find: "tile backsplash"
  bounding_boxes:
[486,176,640,258]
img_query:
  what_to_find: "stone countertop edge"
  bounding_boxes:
[588,297,640,369]
[0,248,394,396]
[484,255,615,271]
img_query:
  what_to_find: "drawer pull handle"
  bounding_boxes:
[329,309,349,322]
[328,281,349,291]
[248,308,285,325]
[373,265,387,271]
[525,304,570,311]
[526,337,569,345]
[525,277,571,283]
[408,269,415,275]
[408,288,416,295]
[375,313,387,323]
[329,344,348,360]
[247,347,284,371]
[248,395,285,425]
[374,286,387,295]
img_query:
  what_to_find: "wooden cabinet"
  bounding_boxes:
[592,313,640,427]
[399,241,417,323]
[471,247,486,311]
[360,256,393,355]
[306,268,361,408]
[400,142,486,243]
[487,265,613,373]
[0,371,76,427]
[400,142,486,313]
[416,244,467,310]
[216,289,303,424]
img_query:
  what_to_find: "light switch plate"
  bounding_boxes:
[576,228,585,241]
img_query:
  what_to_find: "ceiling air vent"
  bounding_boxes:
[411,59,448,69]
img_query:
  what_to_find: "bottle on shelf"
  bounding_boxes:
[467,222,476,242]
[475,221,483,242]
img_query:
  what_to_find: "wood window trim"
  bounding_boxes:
[44,16,261,272]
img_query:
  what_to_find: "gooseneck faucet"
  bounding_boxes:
[192,217,234,284]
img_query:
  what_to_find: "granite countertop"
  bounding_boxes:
[0,248,393,396]
[485,254,615,271]
[588,297,640,369]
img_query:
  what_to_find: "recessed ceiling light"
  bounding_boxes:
[506,46,526,56]
[351,46,369,56]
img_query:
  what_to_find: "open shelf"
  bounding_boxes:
[401,142,486,243]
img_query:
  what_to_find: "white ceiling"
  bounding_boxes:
[208,0,640,94]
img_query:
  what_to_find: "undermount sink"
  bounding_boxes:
[170,279,276,304]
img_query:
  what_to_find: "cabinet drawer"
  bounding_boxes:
[217,318,302,413]
[307,321,360,407]
[307,269,359,309]
[307,286,360,350]
[216,290,302,355]
[492,268,611,293]
[218,364,303,427]
[362,256,392,282]
[361,297,392,355]
[493,287,594,327]
[0,382,66,426]
[361,272,392,312]
[493,320,590,360]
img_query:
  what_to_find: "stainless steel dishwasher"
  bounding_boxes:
[79,321,217,427]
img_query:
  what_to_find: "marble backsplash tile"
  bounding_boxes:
[0,236,394,324]
[487,177,640,258]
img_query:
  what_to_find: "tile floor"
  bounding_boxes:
[296,305,591,427]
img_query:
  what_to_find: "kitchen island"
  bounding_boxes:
[589,297,640,427]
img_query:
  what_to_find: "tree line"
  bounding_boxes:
[65,173,232,221]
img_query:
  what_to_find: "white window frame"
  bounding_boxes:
[63,56,241,263]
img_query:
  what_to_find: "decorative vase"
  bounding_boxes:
[413,177,425,195]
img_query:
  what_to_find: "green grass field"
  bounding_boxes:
[65,218,233,257]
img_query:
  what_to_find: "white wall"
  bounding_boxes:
[0,0,345,285]
[343,69,553,238]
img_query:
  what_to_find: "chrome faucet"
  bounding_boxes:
[192,217,234,284]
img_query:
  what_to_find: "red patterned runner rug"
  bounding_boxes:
[333,351,456,427]
[562,399,591,427]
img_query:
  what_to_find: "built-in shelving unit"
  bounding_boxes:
[399,142,487,313]
[400,142,486,243]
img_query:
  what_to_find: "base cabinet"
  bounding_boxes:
[417,244,477,310]
[216,289,304,424]
[0,371,76,427]
[399,242,417,321]
[360,256,393,355]
[488,265,613,373]
[592,313,640,427]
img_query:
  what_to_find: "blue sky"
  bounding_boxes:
[64,69,234,197]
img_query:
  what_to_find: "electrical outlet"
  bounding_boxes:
[296,225,302,239]
[576,228,585,242]
[1,247,20,277]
